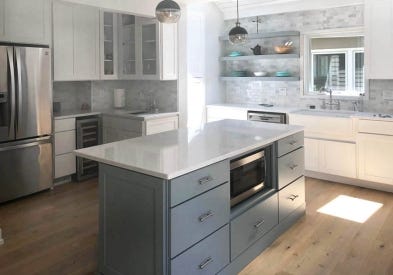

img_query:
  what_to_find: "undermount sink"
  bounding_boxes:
[292,109,357,118]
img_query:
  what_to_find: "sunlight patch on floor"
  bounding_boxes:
[317,195,383,223]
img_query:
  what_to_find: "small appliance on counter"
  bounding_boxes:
[113,89,126,109]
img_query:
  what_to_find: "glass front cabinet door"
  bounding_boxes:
[100,11,118,79]
[118,14,137,79]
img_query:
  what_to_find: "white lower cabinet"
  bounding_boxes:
[54,118,76,179]
[145,116,179,135]
[304,138,356,178]
[358,133,393,185]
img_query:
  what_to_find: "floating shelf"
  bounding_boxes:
[220,76,300,81]
[220,53,299,61]
[219,31,300,41]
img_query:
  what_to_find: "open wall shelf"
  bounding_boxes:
[220,76,300,81]
[219,31,300,41]
[220,53,299,61]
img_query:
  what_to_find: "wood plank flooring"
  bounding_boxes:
[0,178,392,275]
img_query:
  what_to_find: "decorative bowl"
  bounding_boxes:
[253,71,267,77]
[274,46,293,54]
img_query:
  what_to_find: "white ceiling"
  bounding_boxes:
[214,0,364,20]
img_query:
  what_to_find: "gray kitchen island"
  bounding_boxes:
[75,119,305,275]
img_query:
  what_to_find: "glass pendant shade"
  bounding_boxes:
[155,0,181,23]
[229,22,248,44]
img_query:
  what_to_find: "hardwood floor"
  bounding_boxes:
[0,178,392,275]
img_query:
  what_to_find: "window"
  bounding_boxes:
[304,29,364,97]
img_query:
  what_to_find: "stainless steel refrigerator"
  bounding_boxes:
[0,46,52,203]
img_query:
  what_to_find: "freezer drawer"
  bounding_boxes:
[0,137,53,203]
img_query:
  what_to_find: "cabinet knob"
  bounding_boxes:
[198,210,214,222]
[199,257,213,269]
[198,176,213,185]
[254,219,265,229]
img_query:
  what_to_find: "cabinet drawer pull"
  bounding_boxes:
[198,210,214,222]
[289,164,298,170]
[199,257,213,269]
[288,195,299,201]
[254,219,265,229]
[198,176,213,185]
[289,140,298,146]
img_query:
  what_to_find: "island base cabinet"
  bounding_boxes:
[171,225,229,275]
[98,164,167,275]
[230,194,278,261]
[279,176,305,222]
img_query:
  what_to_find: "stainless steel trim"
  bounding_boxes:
[230,151,264,170]
[198,210,214,222]
[247,111,287,124]
[199,257,213,270]
[6,47,15,139]
[230,182,264,207]
[254,219,265,229]
[0,136,51,152]
[15,48,22,136]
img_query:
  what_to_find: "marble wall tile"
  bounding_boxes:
[53,81,91,111]
[91,80,178,112]
[222,5,393,114]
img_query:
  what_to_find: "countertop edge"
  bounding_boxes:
[74,127,304,180]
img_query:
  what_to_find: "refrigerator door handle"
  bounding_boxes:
[7,47,15,139]
[0,136,52,152]
[15,48,22,136]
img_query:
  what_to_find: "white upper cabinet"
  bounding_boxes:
[53,1,100,81]
[100,11,118,80]
[119,17,178,81]
[0,0,51,45]
[365,0,393,79]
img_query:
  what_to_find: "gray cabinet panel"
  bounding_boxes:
[170,160,229,207]
[171,183,230,258]
[277,132,304,157]
[230,194,278,260]
[278,147,304,189]
[279,176,305,222]
[99,164,167,275]
[171,225,229,275]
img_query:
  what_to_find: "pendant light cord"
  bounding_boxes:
[236,0,240,24]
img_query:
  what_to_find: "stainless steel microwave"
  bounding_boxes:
[230,145,273,207]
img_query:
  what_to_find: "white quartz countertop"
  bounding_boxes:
[75,120,304,180]
[54,109,179,121]
[207,103,301,113]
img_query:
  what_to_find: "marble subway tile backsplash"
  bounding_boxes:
[91,80,178,112]
[53,81,92,111]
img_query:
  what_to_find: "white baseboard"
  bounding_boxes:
[306,171,393,193]
[0,228,4,245]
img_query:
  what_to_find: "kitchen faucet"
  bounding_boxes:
[320,87,340,110]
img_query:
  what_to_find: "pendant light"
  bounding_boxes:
[229,0,248,44]
[155,0,181,24]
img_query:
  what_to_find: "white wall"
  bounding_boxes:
[178,2,224,129]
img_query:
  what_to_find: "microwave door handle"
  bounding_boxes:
[7,47,15,139]
[15,48,23,136]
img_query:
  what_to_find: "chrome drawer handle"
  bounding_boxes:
[198,176,213,185]
[254,219,265,229]
[199,257,213,269]
[289,164,298,170]
[288,195,299,201]
[198,210,214,222]
[289,140,297,146]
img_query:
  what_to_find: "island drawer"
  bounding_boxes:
[170,160,229,207]
[278,147,304,190]
[279,176,305,222]
[230,193,278,260]
[171,225,229,275]
[277,132,304,157]
[170,183,230,258]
